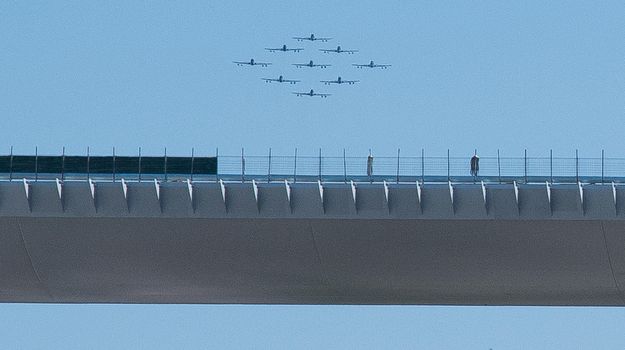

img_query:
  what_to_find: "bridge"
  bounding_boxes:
[2,150,625,305]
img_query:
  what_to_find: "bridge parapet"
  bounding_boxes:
[1,181,624,220]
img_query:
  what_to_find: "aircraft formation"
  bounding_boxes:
[233,33,391,98]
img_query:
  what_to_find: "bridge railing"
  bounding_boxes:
[0,149,623,184]
[214,149,622,184]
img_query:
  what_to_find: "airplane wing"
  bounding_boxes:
[292,92,305,96]
[317,37,332,42]
[284,79,300,84]
[352,64,366,67]
[264,48,279,52]
[256,62,272,67]
[312,64,331,68]
[261,78,276,82]
[320,80,334,84]
[288,48,303,52]
[376,64,391,68]
[344,50,359,53]
[292,37,308,41]
[319,49,334,53]
[292,64,305,67]
[344,80,359,84]
[314,93,331,97]
[233,61,250,65]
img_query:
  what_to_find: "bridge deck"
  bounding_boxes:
[1,181,625,305]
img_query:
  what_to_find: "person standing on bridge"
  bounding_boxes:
[470,152,480,179]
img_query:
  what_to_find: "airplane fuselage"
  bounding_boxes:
[293,33,330,42]
[320,45,356,54]
[353,61,388,69]
[293,88,329,97]
[235,58,271,67]
[295,60,327,68]
[322,76,357,85]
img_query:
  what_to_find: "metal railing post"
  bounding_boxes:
[191,147,195,182]
[318,148,322,182]
[268,148,272,183]
[87,147,90,180]
[343,149,347,183]
[550,149,553,184]
[293,148,297,183]
[239,148,243,183]
[497,149,501,183]
[35,146,38,182]
[421,148,424,183]
[524,149,527,184]
[9,146,13,182]
[164,147,168,182]
[61,146,65,181]
[601,149,605,184]
[447,149,450,182]
[368,148,372,183]
[112,147,116,182]
[575,149,579,183]
[138,147,142,182]
[216,147,219,181]
[396,148,400,184]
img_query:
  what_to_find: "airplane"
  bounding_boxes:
[261,75,300,84]
[292,33,332,42]
[320,76,359,85]
[265,44,303,53]
[319,46,358,54]
[232,58,271,67]
[292,60,331,68]
[292,89,331,98]
[352,60,391,69]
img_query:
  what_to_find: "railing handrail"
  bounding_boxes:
[1,149,624,185]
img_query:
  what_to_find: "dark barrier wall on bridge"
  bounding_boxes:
[0,156,217,175]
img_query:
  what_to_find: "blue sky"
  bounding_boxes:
[2,1,624,159]
[2,1,625,348]
[2,304,625,349]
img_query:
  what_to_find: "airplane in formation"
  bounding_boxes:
[320,76,359,85]
[319,46,358,54]
[292,33,332,42]
[353,60,391,69]
[292,89,331,98]
[233,58,272,67]
[233,35,389,96]
[261,75,300,84]
[265,44,303,53]
[292,60,331,68]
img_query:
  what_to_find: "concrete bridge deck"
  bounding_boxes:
[2,181,625,305]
